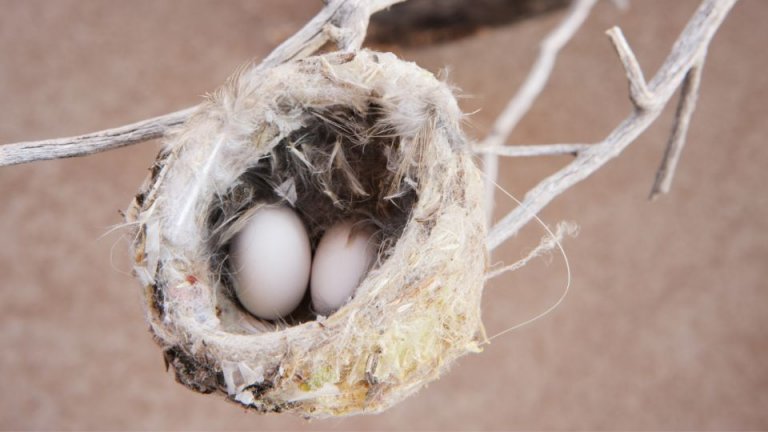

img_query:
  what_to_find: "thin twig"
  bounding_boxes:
[473,143,590,157]
[487,0,738,250]
[0,0,738,259]
[606,27,656,110]
[649,54,707,199]
[0,0,404,168]
[481,0,597,226]
[0,108,196,167]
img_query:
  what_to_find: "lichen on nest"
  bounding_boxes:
[126,49,488,418]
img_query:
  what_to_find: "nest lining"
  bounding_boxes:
[127,50,488,417]
[206,101,417,330]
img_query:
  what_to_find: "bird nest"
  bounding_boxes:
[126,50,487,418]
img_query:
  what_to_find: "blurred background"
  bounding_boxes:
[0,0,766,429]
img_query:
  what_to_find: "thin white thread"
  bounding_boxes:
[106,233,134,277]
[175,135,226,234]
[481,172,572,341]
[99,221,142,277]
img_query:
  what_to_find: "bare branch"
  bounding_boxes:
[487,0,738,251]
[257,0,404,69]
[473,143,590,158]
[481,0,597,226]
[610,0,630,11]
[0,0,404,168]
[0,0,737,258]
[649,54,706,199]
[0,108,195,167]
[606,27,656,110]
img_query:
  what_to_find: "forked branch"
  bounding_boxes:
[0,0,403,168]
[486,0,738,250]
[0,0,738,257]
[480,0,598,225]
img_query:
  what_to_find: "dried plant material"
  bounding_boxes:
[125,50,487,417]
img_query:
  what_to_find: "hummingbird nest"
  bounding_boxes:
[126,50,488,418]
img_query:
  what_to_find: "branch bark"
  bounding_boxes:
[0,0,403,168]
[0,108,196,167]
[480,0,598,226]
[487,0,738,250]
[474,143,590,157]
[649,54,706,199]
[0,0,738,258]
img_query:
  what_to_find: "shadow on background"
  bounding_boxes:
[369,0,569,46]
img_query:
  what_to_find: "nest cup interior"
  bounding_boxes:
[205,103,418,331]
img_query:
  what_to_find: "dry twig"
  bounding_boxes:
[0,0,738,255]
[474,143,590,157]
[0,0,403,168]
[0,108,196,167]
[486,0,738,250]
[480,0,598,225]
[649,55,706,199]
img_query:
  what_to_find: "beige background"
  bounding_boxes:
[1,0,766,430]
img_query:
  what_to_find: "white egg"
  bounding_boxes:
[230,205,311,320]
[311,220,377,316]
